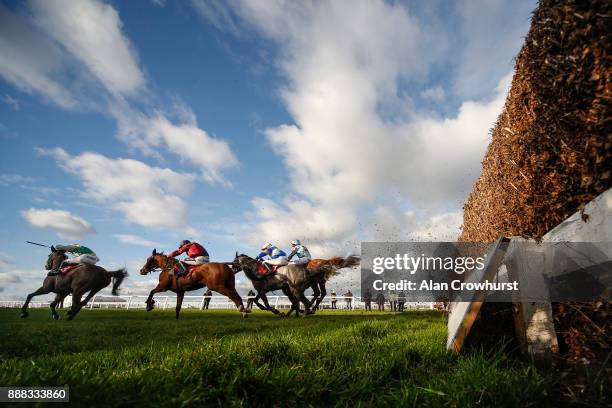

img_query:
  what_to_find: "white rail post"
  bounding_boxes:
[126,296,132,310]
[163,296,168,309]
[274,296,279,308]
[89,295,96,309]
[200,296,205,310]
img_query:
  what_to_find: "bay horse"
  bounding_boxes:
[139,249,249,319]
[232,253,339,317]
[21,248,127,320]
[306,256,360,311]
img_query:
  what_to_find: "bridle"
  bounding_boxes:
[144,254,177,275]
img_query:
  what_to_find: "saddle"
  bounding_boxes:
[256,264,280,276]
[48,264,80,277]
[173,262,200,279]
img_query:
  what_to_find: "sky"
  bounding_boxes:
[0,0,536,300]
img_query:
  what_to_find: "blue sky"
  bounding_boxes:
[0,0,536,299]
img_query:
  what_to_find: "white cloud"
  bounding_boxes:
[21,208,95,239]
[39,147,196,232]
[0,272,21,285]
[3,94,19,110]
[191,0,240,35]
[30,0,145,97]
[0,4,76,108]
[113,106,239,185]
[114,234,163,248]
[420,87,445,103]
[220,1,513,253]
[0,173,35,185]
[452,0,535,99]
[0,254,13,269]
[0,1,238,188]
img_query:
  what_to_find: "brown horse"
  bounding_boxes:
[306,256,360,310]
[21,248,127,320]
[139,249,249,319]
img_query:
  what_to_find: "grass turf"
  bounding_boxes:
[0,308,559,407]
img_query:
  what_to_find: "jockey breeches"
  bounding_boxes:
[66,254,99,265]
[290,256,311,265]
[183,256,210,265]
[263,256,288,266]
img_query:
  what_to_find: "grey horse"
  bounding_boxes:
[20,248,127,320]
[232,253,337,317]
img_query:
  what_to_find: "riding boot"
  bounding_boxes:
[176,262,187,278]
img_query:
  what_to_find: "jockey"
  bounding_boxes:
[53,243,99,269]
[287,239,312,265]
[169,240,210,276]
[256,243,288,273]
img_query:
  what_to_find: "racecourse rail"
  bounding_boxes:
[0,295,434,311]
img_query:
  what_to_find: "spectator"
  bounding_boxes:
[330,291,337,309]
[397,291,406,312]
[363,290,372,311]
[375,292,385,311]
[246,289,255,310]
[389,291,398,312]
[345,290,353,309]
[203,289,212,310]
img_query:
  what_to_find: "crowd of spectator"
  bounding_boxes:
[362,290,407,312]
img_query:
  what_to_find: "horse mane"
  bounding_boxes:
[154,253,178,270]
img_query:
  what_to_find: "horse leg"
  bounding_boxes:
[252,293,268,311]
[67,290,85,320]
[284,287,301,317]
[50,292,68,320]
[313,282,327,311]
[21,285,52,318]
[214,286,248,318]
[309,283,321,311]
[297,287,314,315]
[80,286,104,308]
[146,284,167,311]
[175,292,184,319]
[259,292,283,316]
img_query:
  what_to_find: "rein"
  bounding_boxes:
[156,255,178,275]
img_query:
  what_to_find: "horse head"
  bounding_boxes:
[46,250,66,271]
[140,248,166,275]
[232,253,259,271]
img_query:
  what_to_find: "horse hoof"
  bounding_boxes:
[20,311,28,319]
[279,312,286,318]
[241,312,248,318]
[52,314,59,320]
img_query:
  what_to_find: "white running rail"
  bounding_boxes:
[0,297,434,310]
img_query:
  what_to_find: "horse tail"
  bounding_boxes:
[107,268,128,296]
[323,265,340,281]
[308,264,339,281]
[328,255,361,269]
[339,255,361,269]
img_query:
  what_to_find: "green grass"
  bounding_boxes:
[0,308,559,407]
